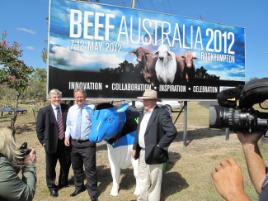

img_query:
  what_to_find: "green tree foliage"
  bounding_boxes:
[0,32,33,135]
[26,68,47,101]
[41,48,47,63]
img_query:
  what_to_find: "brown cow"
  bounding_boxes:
[131,47,157,84]
[175,52,196,82]
[182,52,196,82]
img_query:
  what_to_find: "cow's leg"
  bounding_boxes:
[107,145,120,196]
[131,157,140,195]
[110,162,120,196]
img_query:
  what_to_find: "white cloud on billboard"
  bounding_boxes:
[208,65,244,80]
[50,45,122,70]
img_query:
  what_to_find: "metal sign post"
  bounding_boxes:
[183,101,188,146]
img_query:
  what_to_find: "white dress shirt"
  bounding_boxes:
[51,104,60,121]
[138,108,154,149]
[65,103,95,140]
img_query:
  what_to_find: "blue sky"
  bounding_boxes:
[1,0,267,80]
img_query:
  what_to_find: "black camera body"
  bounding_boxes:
[209,78,268,133]
[18,142,31,158]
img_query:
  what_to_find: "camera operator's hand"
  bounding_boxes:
[236,131,266,194]
[237,131,263,145]
[211,158,251,201]
[24,149,37,166]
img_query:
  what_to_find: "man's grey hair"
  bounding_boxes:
[48,89,62,99]
[73,87,87,98]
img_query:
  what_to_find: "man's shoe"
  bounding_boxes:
[70,187,86,197]
[49,189,58,197]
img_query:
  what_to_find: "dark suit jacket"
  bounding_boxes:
[36,104,68,154]
[133,105,177,164]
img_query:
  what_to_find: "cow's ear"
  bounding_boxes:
[117,103,129,113]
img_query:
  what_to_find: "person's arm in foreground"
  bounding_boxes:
[211,158,251,201]
[237,132,266,194]
[0,150,37,201]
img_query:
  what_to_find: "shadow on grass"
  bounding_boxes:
[98,165,138,195]
[166,151,181,170]
[97,165,113,195]
[161,170,189,201]
[16,122,36,134]
[175,127,228,146]
[161,151,186,201]
[68,165,113,195]
[121,168,137,191]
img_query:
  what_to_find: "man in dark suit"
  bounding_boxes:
[36,89,71,197]
[132,89,177,201]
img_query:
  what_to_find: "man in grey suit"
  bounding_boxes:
[36,89,71,197]
[132,89,177,201]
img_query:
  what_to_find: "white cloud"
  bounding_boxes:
[17,27,36,35]
[26,46,35,51]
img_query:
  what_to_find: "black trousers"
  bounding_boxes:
[71,140,98,200]
[45,139,71,190]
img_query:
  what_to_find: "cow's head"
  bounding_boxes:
[131,47,151,63]
[182,52,197,68]
[89,103,128,143]
[154,44,173,63]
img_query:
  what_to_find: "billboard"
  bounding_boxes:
[48,0,245,100]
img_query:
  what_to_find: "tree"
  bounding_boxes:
[0,32,33,135]
[26,68,47,101]
[41,48,47,63]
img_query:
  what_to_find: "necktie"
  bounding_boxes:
[56,106,65,140]
[75,107,82,139]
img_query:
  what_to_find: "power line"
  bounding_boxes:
[136,0,142,9]
[131,0,136,8]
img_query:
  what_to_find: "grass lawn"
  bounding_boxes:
[1,101,266,201]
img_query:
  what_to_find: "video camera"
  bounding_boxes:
[16,142,31,164]
[209,78,268,133]
[19,142,31,156]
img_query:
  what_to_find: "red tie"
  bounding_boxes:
[56,106,65,140]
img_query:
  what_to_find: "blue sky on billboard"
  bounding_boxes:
[0,0,267,81]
